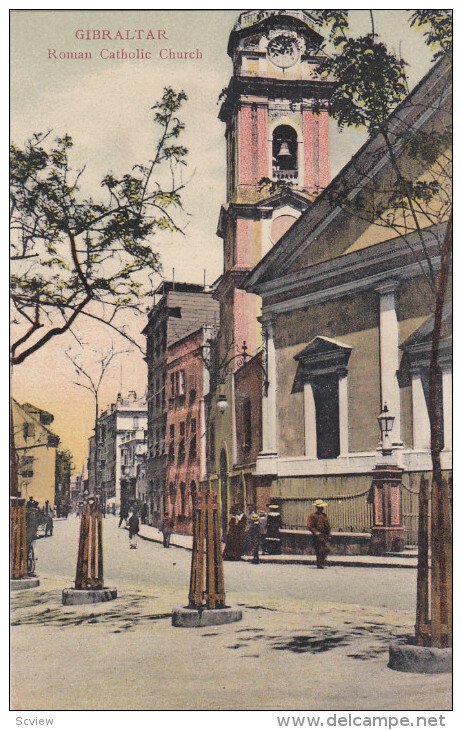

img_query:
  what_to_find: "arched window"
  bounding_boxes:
[272,125,298,180]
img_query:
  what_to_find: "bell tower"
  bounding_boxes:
[221,9,332,209]
[216,10,335,357]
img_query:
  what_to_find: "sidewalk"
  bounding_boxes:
[132,523,418,569]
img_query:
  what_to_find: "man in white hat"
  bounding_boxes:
[307,500,331,569]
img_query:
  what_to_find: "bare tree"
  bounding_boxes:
[65,345,130,505]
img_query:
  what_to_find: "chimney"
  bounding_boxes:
[128,390,137,401]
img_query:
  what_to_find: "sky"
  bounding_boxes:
[10,9,436,472]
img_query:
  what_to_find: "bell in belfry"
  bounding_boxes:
[278,141,291,158]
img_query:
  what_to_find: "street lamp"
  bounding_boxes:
[201,339,270,396]
[217,394,229,414]
[377,403,395,456]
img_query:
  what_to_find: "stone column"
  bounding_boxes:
[411,367,431,449]
[303,381,317,458]
[338,368,349,456]
[376,281,402,445]
[260,316,278,467]
[441,365,452,451]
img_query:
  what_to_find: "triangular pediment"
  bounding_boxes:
[292,337,352,388]
[295,336,352,361]
[400,303,452,351]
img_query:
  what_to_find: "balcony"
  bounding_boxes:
[272,169,298,182]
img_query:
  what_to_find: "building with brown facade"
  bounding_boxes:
[143,281,219,527]
[164,325,215,534]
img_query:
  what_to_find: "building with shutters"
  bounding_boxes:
[143,281,219,527]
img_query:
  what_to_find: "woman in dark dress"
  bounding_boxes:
[223,516,241,560]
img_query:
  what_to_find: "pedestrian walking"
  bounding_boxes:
[128,512,140,549]
[161,513,174,548]
[307,499,331,569]
[223,516,242,560]
[118,503,129,528]
[248,512,262,564]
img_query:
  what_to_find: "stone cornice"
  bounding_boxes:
[219,76,335,122]
[249,226,444,304]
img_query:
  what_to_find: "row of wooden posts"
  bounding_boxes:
[11,481,451,646]
[10,491,226,610]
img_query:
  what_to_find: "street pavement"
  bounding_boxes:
[11,516,451,711]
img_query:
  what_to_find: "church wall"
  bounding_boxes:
[274,290,382,457]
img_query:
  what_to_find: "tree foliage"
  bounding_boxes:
[311,9,452,648]
[10,87,188,365]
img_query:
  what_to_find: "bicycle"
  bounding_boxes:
[27,541,36,577]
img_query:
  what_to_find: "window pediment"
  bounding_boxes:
[294,336,352,377]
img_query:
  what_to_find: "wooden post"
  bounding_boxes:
[430,476,452,648]
[189,494,205,608]
[10,498,27,580]
[210,492,225,608]
[188,490,226,610]
[74,502,104,590]
[415,475,430,646]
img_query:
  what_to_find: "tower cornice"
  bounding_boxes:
[219,76,335,123]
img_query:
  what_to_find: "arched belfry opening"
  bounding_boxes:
[272,125,298,180]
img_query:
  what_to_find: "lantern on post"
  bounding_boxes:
[377,403,395,456]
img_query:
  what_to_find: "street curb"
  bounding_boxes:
[127,527,193,552]
[134,528,416,568]
[241,557,417,569]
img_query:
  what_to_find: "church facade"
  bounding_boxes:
[244,58,452,545]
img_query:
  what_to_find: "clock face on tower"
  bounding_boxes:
[267,34,301,69]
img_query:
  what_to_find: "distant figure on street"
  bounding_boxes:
[44,512,54,536]
[248,512,262,564]
[161,513,174,548]
[141,502,148,525]
[307,500,331,569]
[128,512,140,549]
[223,516,242,561]
[118,504,129,528]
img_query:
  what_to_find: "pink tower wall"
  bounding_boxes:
[234,288,258,359]
[238,103,269,186]
[234,218,254,268]
[302,109,330,190]
[238,105,253,185]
